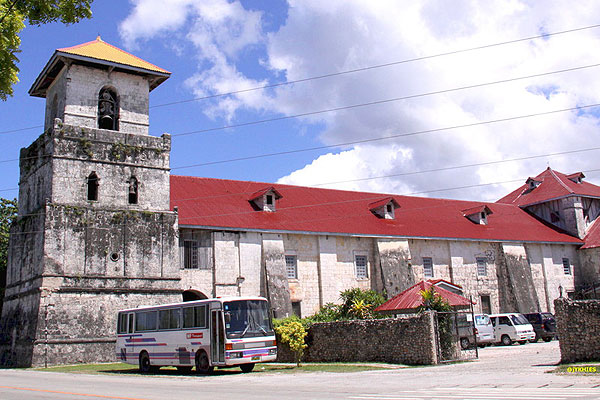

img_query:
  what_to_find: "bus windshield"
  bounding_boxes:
[224,300,274,339]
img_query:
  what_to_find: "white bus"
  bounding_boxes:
[116,296,277,373]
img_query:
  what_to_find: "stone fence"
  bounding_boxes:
[554,298,600,363]
[277,312,438,365]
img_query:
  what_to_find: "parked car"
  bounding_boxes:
[457,313,495,349]
[489,313,536,345]
[524,312,557,342]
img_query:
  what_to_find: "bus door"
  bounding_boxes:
[210,309,225,365]
[119,312,135,361]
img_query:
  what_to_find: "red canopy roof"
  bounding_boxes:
[170,175,581,244]
[375,281,472,313]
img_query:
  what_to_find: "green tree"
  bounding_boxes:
[418,287,452,313]
[0,0,93,100]
[0,197,17,313]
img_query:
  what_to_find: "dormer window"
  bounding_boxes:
[249,187,282,212]
[567,172,585,184]
[526,177,541,190]
[462,205,493,225]
[369,197,400,220]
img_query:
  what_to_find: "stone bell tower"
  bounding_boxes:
[1,37,182,367]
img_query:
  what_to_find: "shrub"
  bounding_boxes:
[274,318,307,366]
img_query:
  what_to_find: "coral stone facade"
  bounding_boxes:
[1,39,599,366]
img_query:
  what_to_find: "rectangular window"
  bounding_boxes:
[158,308,181,330]
[355,255,368,278]
[183,305,207,328]
[285,255,298,279]
[476,257,487,276]
[423,257,433,278]
[562,258,572,275]
[117,313,127,334]
[480,295,491,314]
[184,240,199,269]
[292,301,302,318]
[135,311,157,332]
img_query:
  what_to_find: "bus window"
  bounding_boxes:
[128,313,134,333]
[159,308,181,330]
[117,313,127,334]
[136,311,158,332]
[183,305,207,328]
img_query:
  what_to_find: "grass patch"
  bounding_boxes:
[33,362,396,376]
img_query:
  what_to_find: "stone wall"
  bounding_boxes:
[554,298,600,363]
[277,313,438,365]
[50,64,151,135]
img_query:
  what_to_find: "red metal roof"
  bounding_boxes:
[497,168,600,207]
[375,281,472,313]
[582,219,600,249]
[170,175,581,244]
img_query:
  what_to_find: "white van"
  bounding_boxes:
[474,314,495,346]
[489,313,536,345]
[458,313,495,349]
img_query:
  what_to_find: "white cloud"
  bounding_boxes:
[120,0,600,200]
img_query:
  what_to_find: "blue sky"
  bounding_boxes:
[2,0,600,203]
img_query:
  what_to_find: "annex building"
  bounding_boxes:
[1,39,599,367]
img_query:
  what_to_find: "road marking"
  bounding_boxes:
[0,385,150,400]
[348,387,600,400]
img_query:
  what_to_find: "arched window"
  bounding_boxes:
[128,176,138,204]
[87,172,99,201]
[98,87,119,130]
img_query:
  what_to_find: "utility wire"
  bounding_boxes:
[4,63,598,167]
[8,167,600,234]
[169,63,600,138]
[171,102,600,170]
[3,23,600,135]
[149,23,600,109]
[170,146,600,203]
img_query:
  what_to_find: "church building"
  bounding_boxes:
[1,38,599,367]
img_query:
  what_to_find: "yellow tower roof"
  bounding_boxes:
[58,36,170,74]
[30,37,170,97]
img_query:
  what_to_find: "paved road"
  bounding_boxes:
[0,341,598,399]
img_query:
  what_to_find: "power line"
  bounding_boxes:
[7,167,600,235]
[310,147,600,187]
[170,147,600,203]
[149,23,600,109]
[3,23,600,136]
[0,125,43,135]
[174,169,600,222]
[169,62,600,138]
[171,102,600,170]
[3,63,598,167]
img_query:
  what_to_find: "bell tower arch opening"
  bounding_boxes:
[98,87,119,131]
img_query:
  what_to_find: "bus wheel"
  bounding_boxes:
[139,351,151,373]
[240,363,255,373]
[195,351,214,374]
